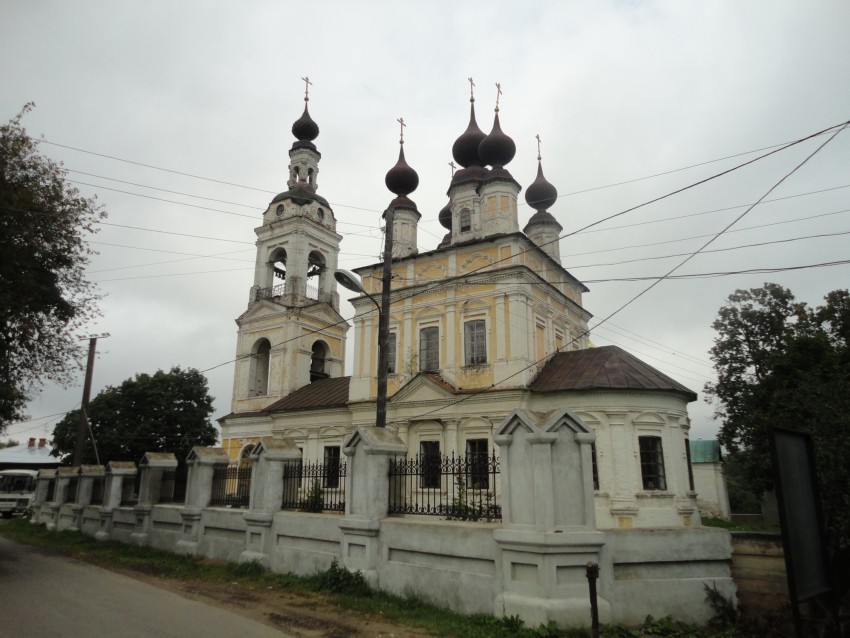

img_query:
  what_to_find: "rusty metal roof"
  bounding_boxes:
[531,346,697,401]
[264,376,352,412]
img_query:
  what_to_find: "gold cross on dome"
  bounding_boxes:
[397,117,406,143]
[468,77,475,101]
[535,134,542,161]
[301,76,312,101]
[495,82,502,111]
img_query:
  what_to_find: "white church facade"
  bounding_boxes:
[219,86,706,533]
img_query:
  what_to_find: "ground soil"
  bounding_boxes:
[120,567,433,638]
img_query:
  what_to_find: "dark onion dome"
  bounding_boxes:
[451,102,487,168]
[479,112,516,168]
[291,104,319,143]
[525,161,558,211]
[438,230,452,248]
[438,201,452,229]
[449,164,489,189]
[385,146,419,197]
[524,209,563,234]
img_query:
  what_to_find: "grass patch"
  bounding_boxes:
[701,516,780,533]
[1,518,755,637]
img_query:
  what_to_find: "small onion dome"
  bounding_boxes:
[525,161,558,211]
[438,201,452,229]
[292,104,319,143]
[451,102,487,168]
[524,209,563,234]
[385,146,419,197]
[479,112,516,168]
[437,230,452,248]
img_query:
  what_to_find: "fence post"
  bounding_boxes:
[132,452,178,547]
[54,466,80,532]
[492,408,609,629]
[240,438,301,567]
[176,447,229,555]
[32,469,55,523]
[338,426,406,587]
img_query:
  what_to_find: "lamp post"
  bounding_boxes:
[334,208,394,427]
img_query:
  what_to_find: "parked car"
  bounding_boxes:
[0,469,38,517]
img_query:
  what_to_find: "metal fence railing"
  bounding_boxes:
[89,478,104,506]
[66,477,79,504]
[158,466,188,504]
[388,453,501,521]
[281,460,346,512]
[209,464,252,508]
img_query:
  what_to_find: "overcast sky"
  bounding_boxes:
[2,1,848,445]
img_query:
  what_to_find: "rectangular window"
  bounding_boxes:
[420,441,441,489]
[535,323,546,361]
[465,438,489,489]
[639,436,667,491]
[591,442,600,491]
[464,319,487,365]
[460,209,471,232]
[386,332,396,374]
[685,438,695,492]
[419,326,439,371]
[324,446,341,488]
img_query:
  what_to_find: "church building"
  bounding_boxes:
[219,84,701,531]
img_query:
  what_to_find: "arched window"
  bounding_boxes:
[307,167,315,187]
[460,209,471,232]
[306,250,326,300]
[293,166,301,182]
[249,339,271,396]
[262,247,287,299]
[310,340,329,382]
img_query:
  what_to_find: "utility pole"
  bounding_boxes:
[375,206,394,428]
[71,333,109,467]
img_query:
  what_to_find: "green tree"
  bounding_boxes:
[705,284,850,592]
[51,367,217,464]
[0,104,105,430]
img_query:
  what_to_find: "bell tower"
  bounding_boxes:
[230,81,349,414]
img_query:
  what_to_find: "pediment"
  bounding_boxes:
[541,407,591,436]
[390,373,456,404]
[495,409,542,437]
[186,446,229,465]
[252,436,301,461]
[342,425,406,455]
[237,299,347,328]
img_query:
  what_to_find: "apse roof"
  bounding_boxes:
[531,345,697,401]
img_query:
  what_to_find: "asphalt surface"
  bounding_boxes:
[0,535,293,637]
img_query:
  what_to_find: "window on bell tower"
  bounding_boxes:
[310,340,330,382]
[249,338,271,397]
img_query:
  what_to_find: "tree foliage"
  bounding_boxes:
[0,104,105,429]
[51,367,218,464]
[705,283,850,588]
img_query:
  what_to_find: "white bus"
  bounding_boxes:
[0,469,38,518]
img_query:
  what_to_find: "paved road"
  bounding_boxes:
[0,536,292,638]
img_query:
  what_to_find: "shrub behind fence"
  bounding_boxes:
[281,460,346,512]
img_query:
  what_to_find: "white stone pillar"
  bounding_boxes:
[240,438,301,567]
[338,426,406,587]
[177,447,229,555]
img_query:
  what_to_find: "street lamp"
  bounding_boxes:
[335,208,394,428]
